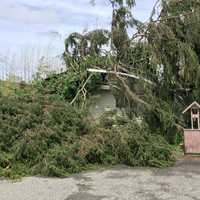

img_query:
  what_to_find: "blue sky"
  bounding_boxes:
[0,0,157,54]
[0,0,157,80]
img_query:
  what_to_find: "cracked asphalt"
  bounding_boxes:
[0,160,200,200]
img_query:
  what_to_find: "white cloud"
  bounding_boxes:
[0,0,112,26]
[0,1,60,25]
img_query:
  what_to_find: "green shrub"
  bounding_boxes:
[35,71,102,102]
[0,89,175,178]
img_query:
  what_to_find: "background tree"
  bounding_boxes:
[89,0,200,143]
[64,29,110,60]
[57,0,200,143]
[148,0,200,102]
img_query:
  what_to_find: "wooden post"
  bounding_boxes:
[191,109,194,130]
[198,109,200,129]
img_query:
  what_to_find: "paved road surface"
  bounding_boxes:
[0,160,200,200]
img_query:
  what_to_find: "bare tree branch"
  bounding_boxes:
[70,74,93,105]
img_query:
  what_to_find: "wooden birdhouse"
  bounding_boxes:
[182,101,200,154]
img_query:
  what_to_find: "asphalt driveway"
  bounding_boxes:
[0,159,200,200]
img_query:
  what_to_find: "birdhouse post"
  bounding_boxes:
[182,101,200,154]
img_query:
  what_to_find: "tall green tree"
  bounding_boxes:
[58,0,200,143]
[148,0,200,104]
[110,0,135,57]
[64,29,110,59]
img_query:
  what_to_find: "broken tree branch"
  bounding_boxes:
[87,68,154,85]
[70,74,93,105]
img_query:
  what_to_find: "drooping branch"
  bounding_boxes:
[116,74,151,109]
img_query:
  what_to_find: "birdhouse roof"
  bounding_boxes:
[182,101,200,114]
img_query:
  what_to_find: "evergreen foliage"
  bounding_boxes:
[87,0,200,144]
[0,89,174,178]
[36,0,200,144]
[2,0,198,178]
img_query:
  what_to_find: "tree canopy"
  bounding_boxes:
[46,0,200,144]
